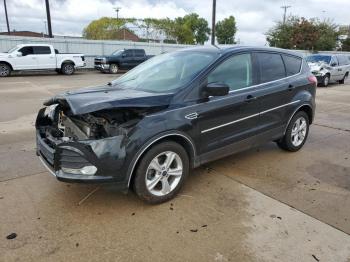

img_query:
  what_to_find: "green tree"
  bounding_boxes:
[215,16,237,44]
[342,38,350,51]
[174,13,210,44]
[83,17,135,40]
[266,16,339,51]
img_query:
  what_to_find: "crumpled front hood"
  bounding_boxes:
[308,62,328,72]
[45,84,173,115]
[0,53,8,57]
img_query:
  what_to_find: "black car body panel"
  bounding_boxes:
[45,86,173,115]
[36,46,316,190]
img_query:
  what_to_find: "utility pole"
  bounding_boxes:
[3,0,10,35]
[211,0,216,45]
[281,5,291,24]
[45,0,53,37]
[114,7,121,20]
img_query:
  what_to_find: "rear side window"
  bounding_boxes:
[18,46,34,56]
[134,50,145,57]
[282,55,302,76]
[208,53,253,91]
[257,53,286,83]
[33,46,51,55]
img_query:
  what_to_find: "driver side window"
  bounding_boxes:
[18,46,34,56]
[208,53,253,91]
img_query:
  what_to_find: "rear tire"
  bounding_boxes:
[133,141,189,204]
[277,111,309,152]
[338,73,348,84]
[0,63,11,77]
[61,63,75,75]
[321,74,330,87]
[109,63,119,74]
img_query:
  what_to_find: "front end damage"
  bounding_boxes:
[35,101,158,185]
[308,62,329,82]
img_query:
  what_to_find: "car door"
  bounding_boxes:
[13,46,37,70]
[33,46,56,69]
[133,50,146,67]
[337,55,349,80]
[121,50,134,69]
[330,56,341,81]
[253,52,295,135]
[196,52,260,159]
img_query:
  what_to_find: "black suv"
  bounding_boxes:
[94,49,153,74]
[36,46,316,204]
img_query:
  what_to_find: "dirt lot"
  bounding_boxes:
[0,71,349,262]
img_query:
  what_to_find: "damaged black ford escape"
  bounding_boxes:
[36,46,316,204]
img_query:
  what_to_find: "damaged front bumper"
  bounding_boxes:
[36,130,129,187]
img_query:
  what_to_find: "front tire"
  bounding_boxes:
[339,73,348,84]
[277,111,309,152]
[0,63,11,77]
[109,63,119,74]
[61,63,75,75]
[321,74,330,87]
[133,141,189,204]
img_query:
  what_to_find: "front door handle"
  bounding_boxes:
[288,84,295,91]
[245,95,257,103]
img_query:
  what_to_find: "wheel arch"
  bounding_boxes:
[127,132,197,188]
[284,104,314,135]
[0,61,13,70]
[61,60,75,67]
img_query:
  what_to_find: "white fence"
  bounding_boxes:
[1,35,350,69]
[0,35,192,68]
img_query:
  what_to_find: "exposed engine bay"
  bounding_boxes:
[37,104,164,142]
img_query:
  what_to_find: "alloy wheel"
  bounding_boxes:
[145,151,183,196]
[0,65,10,76]
[291,117,307,147]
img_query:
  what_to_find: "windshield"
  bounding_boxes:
[112,50,124,56]
[111,51,219,93]
[306,55,331,64]
[6,46,19,53]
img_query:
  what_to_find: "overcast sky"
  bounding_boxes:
[1,0,349,45]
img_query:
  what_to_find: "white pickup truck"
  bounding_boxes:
[0,44,85,77]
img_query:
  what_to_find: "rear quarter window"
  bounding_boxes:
[282,55,302,76]
[33,46,51,55]
[257,53,286,83]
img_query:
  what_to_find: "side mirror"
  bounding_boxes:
[203,83,229,97]
[331,62,337,67]
[16,51,23,57]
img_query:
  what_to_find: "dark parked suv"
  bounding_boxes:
[36,46,316,204]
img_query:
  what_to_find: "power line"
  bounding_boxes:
[281,5,291,24]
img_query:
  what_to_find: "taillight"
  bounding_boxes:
[308,75,317,87]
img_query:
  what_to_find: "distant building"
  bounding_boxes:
[110,28,140,42]
[0,31,49,38]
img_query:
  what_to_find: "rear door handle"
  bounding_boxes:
[245,95,257,102]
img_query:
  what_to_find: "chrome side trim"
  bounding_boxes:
[201,113,260,134]
[127,133,196,187]
[260,100,300,115]
[38,156,57,177]
[201,100,300,134]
